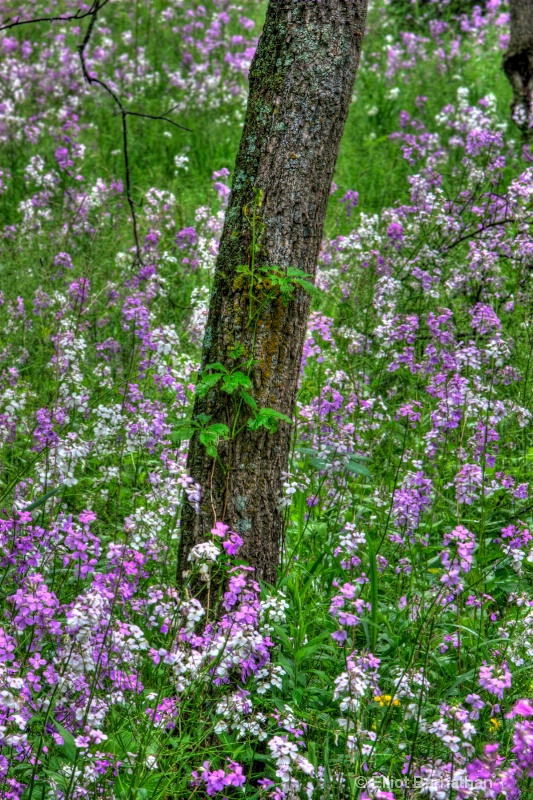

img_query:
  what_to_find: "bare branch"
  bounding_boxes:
[3,0,191,265]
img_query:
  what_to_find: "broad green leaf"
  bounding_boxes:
[199,430,218,457]
[345,459,371,477]
[208,423,229,436]
[54,722,77,763]
[257,407,292,423]
[171,427,196,441]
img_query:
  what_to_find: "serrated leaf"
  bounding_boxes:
[199,430,218,457]
[196,372,223,397]
[199,424,228,458]
[257,408,292,423]
[221,371,252,394]
[247,417,264,432]
[248,407,291,433]
[292,278,322,298]
[241,390,258,411]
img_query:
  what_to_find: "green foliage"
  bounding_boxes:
[0,0,529,796]
[199,423,230,457]
[172,413,229,457]
[260,265,322,305]
[196,363,252,397]
[194,362,291,450]
[235,262,322,316]
[247,407,292,433]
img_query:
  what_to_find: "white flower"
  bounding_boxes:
[188,542,219,563]
[174,154,189,173]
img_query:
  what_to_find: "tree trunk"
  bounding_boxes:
[178,0,368,586]
[503,0,533,135]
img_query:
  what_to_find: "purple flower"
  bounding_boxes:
[193,759,246,795]
[340,190,359,218]
[479,662,512,700]
[454,464,483,505]
[392,470,433,539]
[470,303,502,336]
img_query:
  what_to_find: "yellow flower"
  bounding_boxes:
[428,568,440,574]
[374,695,401,707]
[489,718,500,732]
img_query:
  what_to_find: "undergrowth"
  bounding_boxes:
[1,1,533,799]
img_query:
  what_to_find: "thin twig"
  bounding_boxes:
[121,108,190,133]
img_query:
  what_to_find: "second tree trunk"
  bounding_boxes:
[503,0,533,134]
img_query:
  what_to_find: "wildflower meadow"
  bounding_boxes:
[1,0,533,798]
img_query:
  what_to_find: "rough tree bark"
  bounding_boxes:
[178,0,368,585]
[503,0,533,135]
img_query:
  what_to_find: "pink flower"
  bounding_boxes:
[507,699,533,718]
